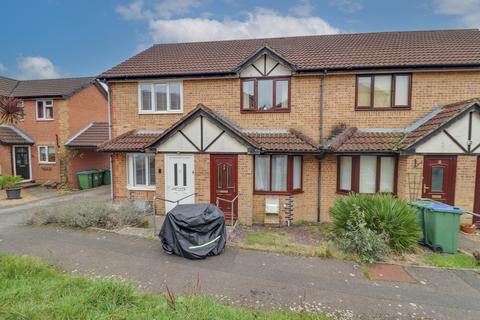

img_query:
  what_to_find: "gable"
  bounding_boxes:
[156,115,249,153]
[415,110,480,154]
[239,52,292,78]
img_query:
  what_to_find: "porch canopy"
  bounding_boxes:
[65,122,109,149]
[327,98,480,155]
[0,125,34,145]
[98,104,321,155]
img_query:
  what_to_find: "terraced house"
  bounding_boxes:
[0,76,109,189]
[99,29,480,226]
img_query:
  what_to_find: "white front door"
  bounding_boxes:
[164,154,195,213]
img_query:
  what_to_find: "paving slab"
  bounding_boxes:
[367,263,417,283]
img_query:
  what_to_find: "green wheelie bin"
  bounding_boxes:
[92,170,102,187]
[410,200,432,243]
[103,169,111,185]
[76,170,94,190]
[423,203,463,254]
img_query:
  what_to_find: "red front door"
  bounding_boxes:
[422,156,457,205]
[474,157,480,225]
[210,155,238,221]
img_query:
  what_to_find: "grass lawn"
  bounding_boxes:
[421,252,479,269]
[0,254,330,320]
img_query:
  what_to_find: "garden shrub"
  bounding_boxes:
[334,205,389,263]
[330,193,421,253]
[27,200,147,229]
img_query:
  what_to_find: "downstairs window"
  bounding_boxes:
[254,155,302,194]
[127,153,156,190]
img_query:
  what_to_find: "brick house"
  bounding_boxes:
[99,29,480,225]
[0,76,109,189]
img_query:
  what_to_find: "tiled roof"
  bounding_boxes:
[98,130,162,152]
[402,98,480,148]
[65,122,110,148]
[0,76,98,98]
[0,125,34,145]
[100,29,480,79]
[328,128,405,152]
[246,129,319,152]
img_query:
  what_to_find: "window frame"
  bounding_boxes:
[138,81,183,114]
[126,153,156,191]
[355,74,412,110]
[253,154,303,195]
[241,77,291,113]
[336,155,398,195]
[36,99,54,120]
[38,145,56,164]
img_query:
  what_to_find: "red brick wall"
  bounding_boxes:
[67,148,110,189]
[0,145,12,176]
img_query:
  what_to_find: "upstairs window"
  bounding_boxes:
[356,74,411,109]
[254,155,302,194]
[36,100,53,120]
[139,82,183,114]
[242,78,290,112]
[337,155,397,194]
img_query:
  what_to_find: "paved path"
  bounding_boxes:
[1,190,480,320]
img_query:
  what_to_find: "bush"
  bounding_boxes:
[331,193,421,253]
[0,175,23,189]
[334,205,389,263]
[27,200,147,229]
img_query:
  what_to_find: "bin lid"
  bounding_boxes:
[410,200,435,208]
[76,170,97,175]
[425,203,464,214]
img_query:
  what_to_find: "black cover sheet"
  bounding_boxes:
[159,204,227,259]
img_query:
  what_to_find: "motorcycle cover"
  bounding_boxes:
[159,204,227,259]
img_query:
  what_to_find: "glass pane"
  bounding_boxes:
[45,106,53,119]
[45,100,53,106]
[374,75,392,108]
[379,157,395,192]
[37,101,44,118]
[39,147,46,162]
[183,163,187,186]
[226,164,233,188]
[169,83,181,110]
[154,84,167,111]
[255,155,270,191]
[174,163,178,186]
[134,155,146,185]
[431,167,444,192]
[148,155,155,186]
[394,75,409,106]
[293,156,301,189]
[140,84,152,111]
[339,156,352,191]
[272,155,287,192]
[258,79,273,110]
[47,146,55,162]
[357,77,371,106]
[275,80,289,109]
[242,81,254,110]
[359,156,377,193]
[217,164,222,189]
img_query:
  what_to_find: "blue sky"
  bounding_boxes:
[0,0,478,80]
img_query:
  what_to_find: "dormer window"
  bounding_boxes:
[241,78,290,112]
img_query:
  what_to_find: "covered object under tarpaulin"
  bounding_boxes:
[159,204,227,259]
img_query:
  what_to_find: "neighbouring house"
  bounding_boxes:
[0,76,109,189]
[98,29,480,226]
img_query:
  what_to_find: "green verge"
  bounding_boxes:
[0,254,330,320]
[421,252,479,269]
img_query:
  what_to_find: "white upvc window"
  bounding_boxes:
[138,81,183,114]
[127,153,156,190]
[36,100,54,120]
[38,145,56,164]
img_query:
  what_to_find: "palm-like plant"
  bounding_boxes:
[0,96,24,125]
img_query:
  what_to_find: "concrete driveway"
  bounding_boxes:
[0,188,479,320]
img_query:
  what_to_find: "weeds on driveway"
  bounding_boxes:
[421,252,479,269]
[0,254,331,320]
[26,200,148,229]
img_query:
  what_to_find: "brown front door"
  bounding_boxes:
[422,156,457,205]
[474,157,480,225]
[210,155,238,221]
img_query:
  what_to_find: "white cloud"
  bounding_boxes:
[0,63,6,73]
[433,0,480,27]
[116,0,201,20]
[330,0,363,13]
[16,56,60,80]
[148,8,339,43]
[116,0,145,20]
[289,0,314,17]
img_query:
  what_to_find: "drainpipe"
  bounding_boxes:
[106,82,114,201]
[317,71,327,223]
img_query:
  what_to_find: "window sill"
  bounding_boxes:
[36,119,54,121]
[354,106,411,111]
[138,110,183,115]
[39,162,56,165]
[241,109,290,114]
[127,186,156,191]
[254,190,303,196]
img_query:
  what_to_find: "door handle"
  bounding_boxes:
[423,184,429,193]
